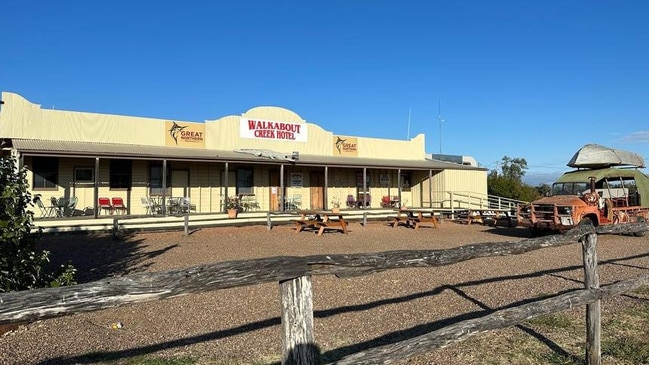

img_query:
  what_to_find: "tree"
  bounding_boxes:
[0,154,76,292]
[499,156,528,181]
[488,156,540,202]
[536,183,552,197]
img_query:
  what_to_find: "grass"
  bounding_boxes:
[602,337,649,364]
[406,289,649,365]
[599,290,649,364]
[527,313,575,330]
[527,289,649,365]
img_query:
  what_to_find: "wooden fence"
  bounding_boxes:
[2,222,649,364]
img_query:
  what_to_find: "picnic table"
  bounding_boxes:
[293,210,348,236]
[389,208,440,230]
[462,208,515,227]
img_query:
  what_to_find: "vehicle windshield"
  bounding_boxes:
[551,182,589,196]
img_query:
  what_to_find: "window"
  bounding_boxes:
[74,167,94,183]
[109,159,132,189]
[356,172,371,188]
[149,164,171,195]
[552,182,588,196]
[290,173,303,187]
[237,168,253,195]
[400,174,411,192]
[32,157,58,189]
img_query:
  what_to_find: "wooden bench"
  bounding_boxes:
[390,210,439,230]
[315,218,348,236]
[407,214,439,229]
[389,215,409,228]
[294,219,321,233]
[294,211,349,235]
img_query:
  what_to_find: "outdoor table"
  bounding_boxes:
[166,197,183,215]
[390,208,440,229]
[293,210,348,236]
[151,196,178,215]
[464,208,514,227]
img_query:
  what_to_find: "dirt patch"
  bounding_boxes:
[2,221,648,364]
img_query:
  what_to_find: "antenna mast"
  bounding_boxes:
[438,100,443,153]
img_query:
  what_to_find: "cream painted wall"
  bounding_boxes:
[0,92,178,146]
[431,169,489,209]
[2,92,426,160]
[206,113,425,160]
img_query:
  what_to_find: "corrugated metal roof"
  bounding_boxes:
[11,138,275,163]
[10,138,485,171]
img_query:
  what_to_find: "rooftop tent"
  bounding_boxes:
[567,144,646,169]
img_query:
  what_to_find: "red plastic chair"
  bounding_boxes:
[98,197,113,215]
[111,197,127,215]
[381,195,391,208]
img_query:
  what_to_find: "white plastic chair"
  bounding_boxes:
[34,195,55,217]
[179,197,195,214]
[141,197,154,215]
[292,194,302,209]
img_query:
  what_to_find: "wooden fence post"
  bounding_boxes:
[184,214,189,236]
[112,217,119,239]
[582,232,601,365]
[280,275,316,365]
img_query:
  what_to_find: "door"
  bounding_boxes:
[269,170,281,211]
[310,171,324,210]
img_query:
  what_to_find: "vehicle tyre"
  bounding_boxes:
[578,217,594,227]
[634,216,646,237]
[530,227,541,237]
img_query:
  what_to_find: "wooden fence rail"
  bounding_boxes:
[1,222,648,364]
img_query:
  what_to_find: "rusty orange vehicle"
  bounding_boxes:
[517,144,649,237]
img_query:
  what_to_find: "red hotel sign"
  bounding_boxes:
[240,118,308,142]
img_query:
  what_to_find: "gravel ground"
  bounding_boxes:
[1,220,649,365]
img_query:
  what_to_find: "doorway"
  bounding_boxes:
[310,171,324,210]
[269,170,281,211]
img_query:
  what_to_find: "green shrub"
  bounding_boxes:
[0,154,76,292]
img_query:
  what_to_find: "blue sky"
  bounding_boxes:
[2,1,648,185]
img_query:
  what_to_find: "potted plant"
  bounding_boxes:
[331,196,341,213]
[226,196,241,218]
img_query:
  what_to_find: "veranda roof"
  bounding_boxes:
[9,138,485,171]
